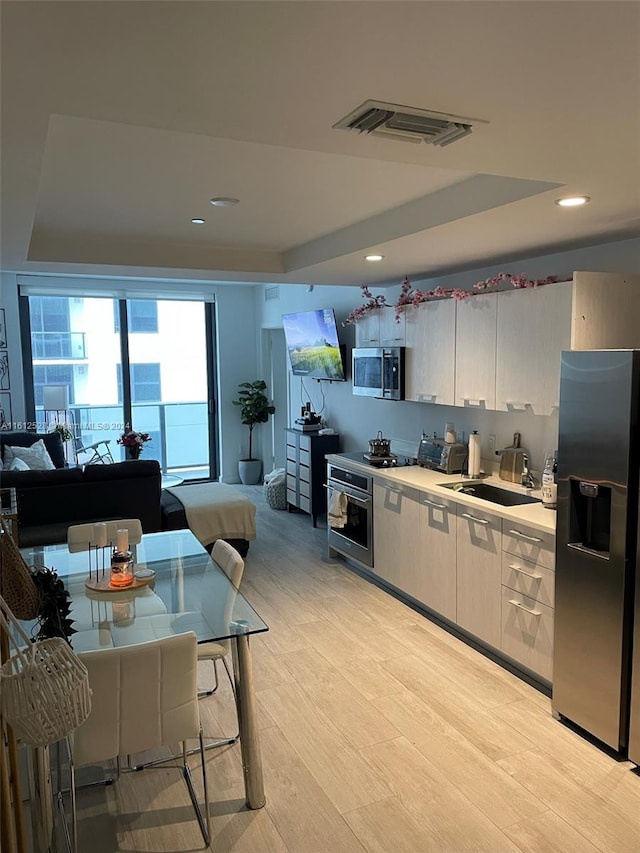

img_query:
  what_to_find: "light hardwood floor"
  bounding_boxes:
[68,485,640,852]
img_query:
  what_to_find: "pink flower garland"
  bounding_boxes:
[344,273,568,324]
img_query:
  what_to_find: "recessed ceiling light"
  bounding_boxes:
[365,254,384,262]
[555,196,591,207]
[191,218,205,224]
[210,197,240,207]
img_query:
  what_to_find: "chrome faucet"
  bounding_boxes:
[520,454,536,489]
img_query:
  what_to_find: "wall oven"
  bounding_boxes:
[327,462,373,568]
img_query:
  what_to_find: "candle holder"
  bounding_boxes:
[110,549,134,588]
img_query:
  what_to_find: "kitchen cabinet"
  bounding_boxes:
[355,307,405,346]
[456,503,502,649]
[495,281,573,415]
[454,293,497,410]
[354,312,380,347]
[379,307,406,346]
[415,489,457,622]
[373,481,420,589]
[501,522,556,681]
[285,429,340,527]
[405,299,456,405]
[572,271,640,350]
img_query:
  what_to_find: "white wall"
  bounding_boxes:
[255,237,640,475]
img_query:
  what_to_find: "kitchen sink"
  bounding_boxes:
[439,481,541,507]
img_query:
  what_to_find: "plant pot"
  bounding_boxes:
[238,459,262,485]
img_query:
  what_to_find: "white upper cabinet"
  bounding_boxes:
[354,307,405,347]
[354,311,380,347]
[454,293,497,410]
[572,272,640,350]
[495,281,573,415]
[379,307,406,346]
[405,299,456,405]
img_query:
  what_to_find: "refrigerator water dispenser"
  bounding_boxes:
[568,479,611,558]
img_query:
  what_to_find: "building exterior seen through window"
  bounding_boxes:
[28,295,211,478]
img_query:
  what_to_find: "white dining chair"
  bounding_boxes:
[197,538,245,704]
[65,632,210,851]
[67,519,142,553]
[136,539,245,771]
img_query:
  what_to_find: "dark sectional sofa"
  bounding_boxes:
[1,431,161,547]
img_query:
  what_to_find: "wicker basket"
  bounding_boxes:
[264,468,287,510]
[0,596,92,747]
[0,517,40,620]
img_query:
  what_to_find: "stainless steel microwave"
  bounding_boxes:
[352,347,405,400]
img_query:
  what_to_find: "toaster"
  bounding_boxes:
[417,436,467,474]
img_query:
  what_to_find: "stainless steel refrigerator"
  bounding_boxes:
[553,349,640,755]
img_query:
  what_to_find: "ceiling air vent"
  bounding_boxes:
[333,100,488,147]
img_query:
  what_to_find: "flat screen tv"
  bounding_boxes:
[282,308,346,380]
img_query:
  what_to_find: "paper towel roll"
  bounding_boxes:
[468,431,481,477]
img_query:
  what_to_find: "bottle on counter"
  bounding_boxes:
[541,450,557,509]
[542,452,555,486]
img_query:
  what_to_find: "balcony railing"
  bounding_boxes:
[36,401,210,479]
[32,332,87,360]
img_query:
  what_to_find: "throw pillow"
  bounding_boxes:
[4,439,56,471]
[8,457,30,471]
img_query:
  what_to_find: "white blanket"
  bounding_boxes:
[167,483,256,547]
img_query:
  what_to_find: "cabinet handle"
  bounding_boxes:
[509,563,542,580]
[461,512,489,525]
[422,498,447,509]
[462,398,486,408]
[504,402,533,413]
[508,529,543,543]
[509,599,542,617]
[417,393,437,403]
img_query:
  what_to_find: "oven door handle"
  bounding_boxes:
[325,483,371,505]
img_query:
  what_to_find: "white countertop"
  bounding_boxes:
[326,453,556,535]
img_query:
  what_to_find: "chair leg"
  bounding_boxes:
[58,741,120,853]
[181,731,210,846]
[197,657,220,698]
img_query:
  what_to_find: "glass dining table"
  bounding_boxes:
[21,529,269,851]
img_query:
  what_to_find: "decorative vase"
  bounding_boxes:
[127,446,141,460]
[238,459,262,485]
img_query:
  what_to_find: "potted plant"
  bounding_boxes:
[233,380,275,484]
[117,430,152,460]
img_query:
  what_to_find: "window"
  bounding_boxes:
[117,363,161,403]
[114,300,158,333]
[34,365,75,408]
[29,296,73,358]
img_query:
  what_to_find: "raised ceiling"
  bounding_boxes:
[1,1,639,287]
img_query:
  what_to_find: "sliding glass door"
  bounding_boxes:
[24,294,216,480]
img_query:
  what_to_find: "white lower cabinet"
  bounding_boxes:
[371,476,555,682]
[501,525,555,682]
[373,481,420,589]
[501,587,554,682]
[455,504,502,649]
[414,490,457,622]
